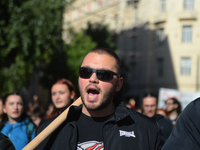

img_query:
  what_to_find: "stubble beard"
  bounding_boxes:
[79,83,117,111]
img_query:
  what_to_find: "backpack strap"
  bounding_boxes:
[26,122,35,142]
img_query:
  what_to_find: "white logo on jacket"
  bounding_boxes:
[119,130,136,138]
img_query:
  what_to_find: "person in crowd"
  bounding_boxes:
[0,98,3,122]
[36,48,165,150]
[125,98,136,109]
[0,92,36,150]
[45,78,77,120]
[142,92,173,139]
[0,97,7,129]
[162,97,200,150]
[0,132,15,150]
[165,97,182,126]
[27,101,46,128]
[125,98,142,113]
[157,109,169,118]
[45,103,54,118]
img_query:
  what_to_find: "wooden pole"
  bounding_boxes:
[22,97,82,150]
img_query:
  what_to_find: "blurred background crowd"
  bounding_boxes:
[1,0,200,149]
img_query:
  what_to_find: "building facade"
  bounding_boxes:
[63,0,200,101]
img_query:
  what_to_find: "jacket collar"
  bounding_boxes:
[66,102,130,123]
[109,102,130,122]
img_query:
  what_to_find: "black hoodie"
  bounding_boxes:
[162,97,200,150]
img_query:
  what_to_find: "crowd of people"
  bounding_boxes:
[0,47,199,150]
[126,94,183,139]
[0,77,78,150]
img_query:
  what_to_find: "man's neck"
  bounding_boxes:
[82,104,115,117]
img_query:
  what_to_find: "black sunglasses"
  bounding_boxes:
[79,67,120,81]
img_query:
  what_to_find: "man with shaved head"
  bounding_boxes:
[36,48,165,150]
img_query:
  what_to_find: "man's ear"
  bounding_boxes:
[116,77,123,92]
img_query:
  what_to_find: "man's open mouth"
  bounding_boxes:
[87,89,100,94]
[87,88,100,100]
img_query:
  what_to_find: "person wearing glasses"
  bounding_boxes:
[162,97,200,150]
[36,48,165,150]
[142,92,173,139]
[165,98,182,127]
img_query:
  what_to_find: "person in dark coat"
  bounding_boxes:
[142,92,173,139]
[162,97,200,150]
[36,48,165,150]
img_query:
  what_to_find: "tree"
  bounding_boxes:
[65,31,97,90]
[84,22,115,49]
[39,22,117,93]
[0,0,74,95]
[63,22,117,92]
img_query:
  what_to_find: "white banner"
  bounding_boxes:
[158,87,200,110]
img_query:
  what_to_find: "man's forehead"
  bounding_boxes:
[82,52,116,65]
[143,97,157,103]
[166,99,173,102]
[84,52,112,58]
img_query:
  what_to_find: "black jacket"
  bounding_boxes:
[36,103,165,150]
[162,98,200,150]
[0,132,15,150]
[156,114,173,139]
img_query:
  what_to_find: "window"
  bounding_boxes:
[157,28,165,44]
[134,7,138,22]
[103,0,108,6]
[157,58,164,77]
[87,3,91,12]
[77,7,81,17]
[182,26,192,43]
[160,0,166,12]
[67,12,72,21]
[72,9,76,19]
[114,15,118,29]
[180,57,191,76]
[94,0,98,10]
[184,0,194,10]
[98,0,102,7]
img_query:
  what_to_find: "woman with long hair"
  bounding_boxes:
[45,78,77,120]
[0,97,6,129]
[165,97,182,126]
[0,92,36,150]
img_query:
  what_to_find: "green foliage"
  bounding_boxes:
[64,30,97,90]
[0,0,73,95]
[0,0,116,97]
[39,23,116,93]
[62,22,116,91]
[84,22,115,49]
